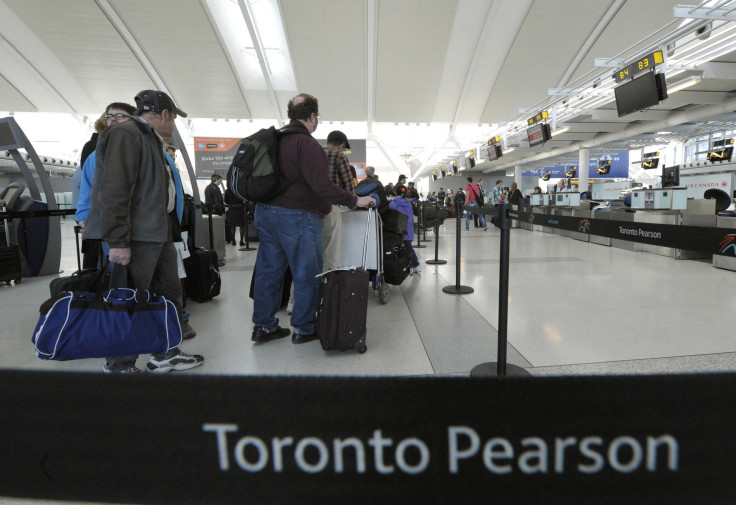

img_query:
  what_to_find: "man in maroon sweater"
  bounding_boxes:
[251,93,374,344]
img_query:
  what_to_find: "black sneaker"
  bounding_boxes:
[252,326,291,343]
[292,331,318,344]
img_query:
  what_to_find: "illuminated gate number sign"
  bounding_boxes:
[613,51,664,82]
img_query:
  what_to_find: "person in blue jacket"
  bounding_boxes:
[76,103,136,269]
[389,192,421,274]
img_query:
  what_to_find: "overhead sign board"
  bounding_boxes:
[613,50,664,83]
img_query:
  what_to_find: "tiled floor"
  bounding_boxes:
[3,215,736,504]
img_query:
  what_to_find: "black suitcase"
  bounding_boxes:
[1,206,22,285]
[380,208,409,235]
[382,231,412,285]
[183,203,222,302]
[184,247,221,302]
[49,225,109,297]
[316,268,369,353]
[0,245,22,285]
[315,208,374,353]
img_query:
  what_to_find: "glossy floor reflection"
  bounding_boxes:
[3,217,736,378]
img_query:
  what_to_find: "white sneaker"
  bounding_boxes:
[413,265,422,273]
[287,302,294,315]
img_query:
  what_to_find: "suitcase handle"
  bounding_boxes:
[361,207,373,271]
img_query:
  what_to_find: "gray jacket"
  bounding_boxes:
[83,116,172,247]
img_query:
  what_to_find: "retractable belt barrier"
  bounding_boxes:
[0,208,76,220]
[2,370,736,505]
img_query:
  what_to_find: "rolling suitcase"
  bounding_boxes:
[382,230,412,285]
[184,248,221,302]
[49,225,109,296]
[315,208,373,353]
[183,205,222,302]
[0,206,22,285]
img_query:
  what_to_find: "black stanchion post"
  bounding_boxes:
[414,202,427,249]
[442,202,473,295]
[471,203,529,377]
[238,202,256,251]
[426,199,447,265]
[421,202,431,242]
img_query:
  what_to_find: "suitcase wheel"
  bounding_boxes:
[356,343,367,354]
[378,282,390,305]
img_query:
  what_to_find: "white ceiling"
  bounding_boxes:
[2,0,736,178]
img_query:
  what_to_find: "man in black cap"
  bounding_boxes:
[85,89,204,374]
[395,174,408,197]
[322,130,355,271]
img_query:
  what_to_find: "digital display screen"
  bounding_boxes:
[614,72,663,117]
[527,124,545,147]
[487,145,500,161]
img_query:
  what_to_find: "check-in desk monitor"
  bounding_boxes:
[530,194,549,206]
[550,193,581,207]
[630,188,687,210]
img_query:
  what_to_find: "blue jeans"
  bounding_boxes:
[465,201,486,229]
[252,204,323,335]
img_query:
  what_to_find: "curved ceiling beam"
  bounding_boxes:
[0,32,84,124]
[94,0,171,95]
[449,0,498,135]
[365,0,379,132]
[237,0,284,124]
[199,0,253,118]
[555,0,627,89]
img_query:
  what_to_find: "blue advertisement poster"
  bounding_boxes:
[522,151,630,179]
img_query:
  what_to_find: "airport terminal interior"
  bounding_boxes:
[5,0,736,503]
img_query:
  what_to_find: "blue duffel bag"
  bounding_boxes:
[32,287,182,360]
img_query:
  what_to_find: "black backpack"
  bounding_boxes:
[227,125,304,203]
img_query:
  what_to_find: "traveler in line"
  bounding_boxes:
[85,90,203,374]
[322,130,355,271]
[464,177,487,231]
[205,173,226,216]
[491,179,503,205]
[251,93,374,345]
[389,191,421,274]
[76,103,136,270]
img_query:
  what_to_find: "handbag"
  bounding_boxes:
[32,267,182,360]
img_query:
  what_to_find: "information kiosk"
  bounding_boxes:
[0,117,62,277]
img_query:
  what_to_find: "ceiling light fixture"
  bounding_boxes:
[551,127,569,137]
[668,76,701,94]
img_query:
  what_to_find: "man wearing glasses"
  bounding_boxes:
[85,90,204,373]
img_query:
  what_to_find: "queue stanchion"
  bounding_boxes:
[426,198,446,265]
[414,202,427,249]
[471,203,529,377]
[238,202,256,252]
[442,202,473,295]
[421,202,431,242]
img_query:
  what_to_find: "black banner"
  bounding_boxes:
[2,371,736,504]
[463,207,736,256]
[0,208,76,221]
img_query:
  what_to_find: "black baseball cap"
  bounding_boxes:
[327,130,351,149]
[134,90,187,118]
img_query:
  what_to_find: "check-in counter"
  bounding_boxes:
[571,208,590,243]
[713,215,736,271]
[549,207,573,238]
